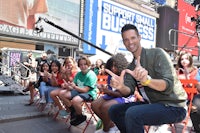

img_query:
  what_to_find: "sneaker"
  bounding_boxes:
[39,96,46,104]
[24,101,34,106]
[59,109,69,118]
[155,124,171,133]
[148,124,171,133]
[108,130,120,133]
[34,94,40,101]
[148,126,159,133]
[70,114,87,126]
[33,91,40,100]
[109,126,118,131]
[22,87,29,92]
[109,126,120,133]
[95,129,108,133]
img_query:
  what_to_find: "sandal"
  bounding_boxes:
[22,87,29,92]
[25,101,34,106]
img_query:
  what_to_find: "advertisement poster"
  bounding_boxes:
[178,0,200,55]
[9,51,21,67]
[84,0,157,61]
[0,0,80,45]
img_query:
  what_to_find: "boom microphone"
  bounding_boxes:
[34,25,44,33]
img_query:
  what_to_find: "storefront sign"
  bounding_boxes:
[0,24,78,44]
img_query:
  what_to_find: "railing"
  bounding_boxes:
[168,29,200,62]
[169,29,199,51]
[0,51,31,84]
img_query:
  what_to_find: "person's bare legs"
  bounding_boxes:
[29,86,34,103]
[21,79,28,88]
[28,82,36,104]
[91,97,106,119]
[50,89,65,110]
[59,90,72,108]
[71,96,84,115]
[24,79,29,88]
[21,79,25,87]
[92,98,118,132]
[100,99,118,131]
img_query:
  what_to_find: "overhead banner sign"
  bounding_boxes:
[0,0,80,45]
[83,0,157,55]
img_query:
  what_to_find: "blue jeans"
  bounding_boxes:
[39,82,47,97]
[108,102,186,133]
[39,82,58,103]
[45,86,59,103]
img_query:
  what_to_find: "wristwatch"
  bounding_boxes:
[141,75,152,86]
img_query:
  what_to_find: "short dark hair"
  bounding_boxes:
[121,24,139,36]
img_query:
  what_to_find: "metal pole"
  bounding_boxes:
[41,18,113,56]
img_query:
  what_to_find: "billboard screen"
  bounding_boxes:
[84,0,157,58]
[178,0,200,55]
[0,0,80,45]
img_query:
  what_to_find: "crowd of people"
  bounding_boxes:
[21,24,200,133]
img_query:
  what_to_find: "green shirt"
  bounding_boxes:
[74,69,97,100]
[93,67,99,75]
[124,48,187,107]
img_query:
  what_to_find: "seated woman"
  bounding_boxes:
[176,51,200,133]
[93,59,104,75]
[176,51,200,99]
[40,60,64,112]
[50,56,78,117]
[59,56,97,126]
[91,53,135,133]
[24,61,50,105]
[98,63,106,76]
[176,51,199,80]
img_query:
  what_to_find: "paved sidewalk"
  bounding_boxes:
[0,93,97,133]
[0,93,45,123]
[0,93,196,133]
[0,74,197,133]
